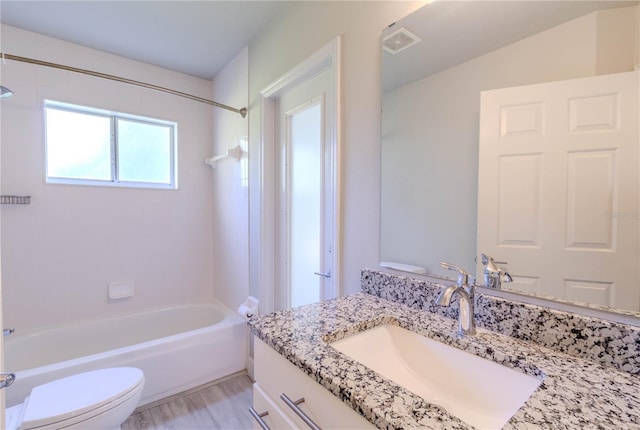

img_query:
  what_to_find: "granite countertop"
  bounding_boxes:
[248,293,640,429]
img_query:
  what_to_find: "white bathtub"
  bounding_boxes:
[4,300,247,408]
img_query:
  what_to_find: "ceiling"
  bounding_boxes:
[383,0,640,92]
[0,1,291,80]
[2,1,637,85]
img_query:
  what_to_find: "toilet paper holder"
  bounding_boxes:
[238,296,259,319]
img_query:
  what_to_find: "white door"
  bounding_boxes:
[477,71,639,311]
[274,68,336,311]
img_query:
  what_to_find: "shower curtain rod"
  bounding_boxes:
[0,53,247,118]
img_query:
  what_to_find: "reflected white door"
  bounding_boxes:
[477,71,639,311]
[275,69,335,310]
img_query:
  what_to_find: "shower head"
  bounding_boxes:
[0,86,14,98]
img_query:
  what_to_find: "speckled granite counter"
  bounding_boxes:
[362,269,640,375]
[249,293,640,429]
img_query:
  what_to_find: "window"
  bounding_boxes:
[45,100,177,189]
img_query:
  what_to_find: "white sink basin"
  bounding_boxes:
[331,324,542,429]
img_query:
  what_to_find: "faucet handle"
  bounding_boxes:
[481,254,502,274]
[501,272,513,283]
[481,253,490,266]
[439,261,469,287]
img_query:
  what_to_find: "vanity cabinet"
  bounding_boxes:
[251,337,375,430]
[252,383,298,429]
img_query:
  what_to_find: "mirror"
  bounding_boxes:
[380,1,640,315]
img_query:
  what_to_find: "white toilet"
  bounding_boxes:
[6,367,145,430]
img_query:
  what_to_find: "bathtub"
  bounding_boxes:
[4,300,247,408]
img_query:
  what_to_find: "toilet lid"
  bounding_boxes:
[21,367,144,429]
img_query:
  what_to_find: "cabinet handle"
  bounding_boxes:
[249,406,271,430]
[280,393,322,430]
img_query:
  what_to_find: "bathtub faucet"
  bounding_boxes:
[3,328,14,336]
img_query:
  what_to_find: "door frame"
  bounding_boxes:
[258,37,341,314]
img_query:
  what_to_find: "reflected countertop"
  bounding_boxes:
[249,293,640,429]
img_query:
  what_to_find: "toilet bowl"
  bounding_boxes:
[6,367,144,430]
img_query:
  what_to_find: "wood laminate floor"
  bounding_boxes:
[122,373,253,430]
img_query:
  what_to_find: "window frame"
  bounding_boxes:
[44,100,178,190]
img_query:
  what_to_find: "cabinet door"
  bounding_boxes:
[254,338,375,430]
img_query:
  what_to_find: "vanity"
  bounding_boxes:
[248,270,640,429]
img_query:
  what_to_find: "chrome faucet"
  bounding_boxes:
[436,261,476,337]
[481,254,513,289]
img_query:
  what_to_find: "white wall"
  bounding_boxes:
[247,1,425,297]
[595,6,640,74]
[1,25,216,331]
[211,47,249,312]
[381,6,639,278]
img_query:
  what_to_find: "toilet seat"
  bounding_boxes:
[19,367,144,429]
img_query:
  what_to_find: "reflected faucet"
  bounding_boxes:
[481,254,513,289]
[436,262,476,337]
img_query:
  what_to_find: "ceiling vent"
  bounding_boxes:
[382,28,421,55]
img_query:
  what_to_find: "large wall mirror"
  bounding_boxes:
[380,1,640,316]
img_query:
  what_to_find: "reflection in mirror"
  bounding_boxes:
[380,1,640,314]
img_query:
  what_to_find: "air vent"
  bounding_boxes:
[382,28,421,55]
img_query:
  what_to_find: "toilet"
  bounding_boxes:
[6,367,145,430]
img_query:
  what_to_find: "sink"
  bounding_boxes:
[330,324,542,429]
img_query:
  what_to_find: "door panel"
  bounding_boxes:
[478,71,639,311]
[565,150,615,249]
[497,154,542,247]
